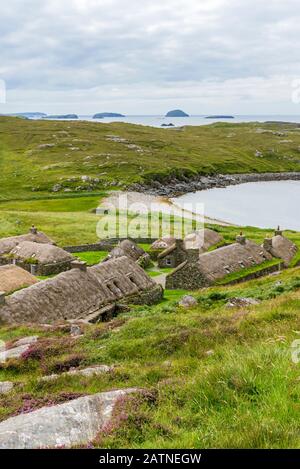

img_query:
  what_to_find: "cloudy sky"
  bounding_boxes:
[1,0,300,115]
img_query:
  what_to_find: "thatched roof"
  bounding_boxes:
[196,239,273,284]
[9,241,73,265]
[151,237,176,251]
[0,257,158,324]
[105,239,146,262]
[184,229,223,252]
[265,235,298,266]
[0,231,54,256]
[0,265,38,294]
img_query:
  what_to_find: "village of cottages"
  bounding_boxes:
[0,209,298,326]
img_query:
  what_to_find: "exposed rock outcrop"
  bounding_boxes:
[0,388,139,449]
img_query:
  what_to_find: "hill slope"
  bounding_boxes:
[1,117,300,201]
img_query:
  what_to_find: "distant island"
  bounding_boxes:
[161,123,175,127]
[165,109,189,117]
[43,114,78,119]
[93,112,125,119]
[205,115,234,119]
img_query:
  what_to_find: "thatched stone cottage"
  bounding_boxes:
[262,230,298,267]
[166,235,274,290]
[157,239,187,268]
[157,229,224,269]
[104,239,151,268]
[0,226,54,258]
[149,236,176,259]
[0,257,163,324]
[0,265,38,294]
[8,241,74,276]
[184,228,224,253]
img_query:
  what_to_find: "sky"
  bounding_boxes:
[1,0,300,115]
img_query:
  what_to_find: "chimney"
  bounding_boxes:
[71,260,87,272]
[175,239,185,250]
[186,249,199,263]
[30,225,38,235]
[236,232,246,245]
[275,225,283,236]
[263,238,273,252]
[0,292,5,306]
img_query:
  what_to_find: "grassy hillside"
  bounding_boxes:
[1,117,300,201]
[1,269,300,448]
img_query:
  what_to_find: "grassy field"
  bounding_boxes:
[1,117,300,201]
[1,268,300,448]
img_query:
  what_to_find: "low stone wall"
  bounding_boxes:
[64,238,156,253]
[0,257,72,276]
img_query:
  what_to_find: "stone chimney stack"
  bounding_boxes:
[275,225,283,236]
[186,249,199,263]
[236,232,246,245]
[30,225,38,235]
[71,260,87,272]
[0,292,5,306]
[263,238,273,252]
[175,239,185,250]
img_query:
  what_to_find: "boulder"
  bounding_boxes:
[0,344,31,362]
[179,295,197,308]
[13,336,39,347]
[0,388,138,449]
[0,381,14,395]
[226,297,260,308]
[40,365,113,382]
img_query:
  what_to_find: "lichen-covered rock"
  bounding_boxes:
[0,381,14,395]
[226,297,260,308]
[13,336,39,347]
[179,295,197,308]
[0,344,31,362]
[0,388,138,449]
[40,365,113,382]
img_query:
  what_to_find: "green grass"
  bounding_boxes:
[1,117,300,201]
[74,251,109,265]
[1,274,300,448]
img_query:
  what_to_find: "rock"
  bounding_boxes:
[93,113,125,118]
[0,381,14,395]
[179,295,197,308]
[205,350,214,356]
[255,150,263,157]
[40,365,113,382]
[0,388,138,448]
[70,325,82,337]
[37,143,55,150]
[52,184,62,192]
[13,336,38,347]
[226,297,260,308]
[0,344,31,362]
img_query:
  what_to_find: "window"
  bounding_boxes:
[166,259,172,266]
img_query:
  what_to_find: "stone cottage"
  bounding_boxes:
[262,229,298,267]
[166,234,274,290]
[8,241,74,276]
[157,239,187,268]
[0,265,38,294]
[0,257,163,324]
[104,239,151,267]
[0,226,54,257]
[149,236,176,259]
[184,228,224,253]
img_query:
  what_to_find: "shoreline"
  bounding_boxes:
[128,171,300,197]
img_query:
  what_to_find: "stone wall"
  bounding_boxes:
[165,261,209,290]
[0,257,72,276]
[158,240,186,269]
[64,237,157,253]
